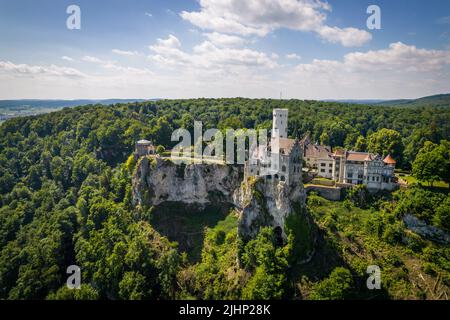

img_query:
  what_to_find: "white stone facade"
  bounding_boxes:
[246,109,302,186]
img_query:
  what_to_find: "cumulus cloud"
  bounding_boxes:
[0,60,85,78]
[296,42,450,73]
[148,34,278,71]
[286,53,302,60]
[203,32,247,47]
[82,55,105,63]
[317,26,372,47]
[112,49,140,56]
[290,42,450,98]
[61,56,74,62]
[180,0,371,47]
[2,42,449,100]
[102,63,153,75]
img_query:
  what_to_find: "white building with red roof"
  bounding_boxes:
[333,151,397,190]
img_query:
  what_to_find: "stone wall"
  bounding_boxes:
[305,185,343,201]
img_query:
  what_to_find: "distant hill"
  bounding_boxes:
[0,99,155,122]
[0,99,150,110]
[323,99,387,105]
[375,94,450,108]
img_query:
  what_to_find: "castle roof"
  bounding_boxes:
[346,151,378,162]
[278,138,296,155]
[383,154,396,165]
[304,143,333,159]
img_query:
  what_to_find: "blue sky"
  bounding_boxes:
[0,0,449,99]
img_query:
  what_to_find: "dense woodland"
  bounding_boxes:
[0,98,449,300]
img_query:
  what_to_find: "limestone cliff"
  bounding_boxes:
[233,177,306,241]
[132,157,243,209]
[132,156,308,244]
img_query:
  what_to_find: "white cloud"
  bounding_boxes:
[290,42,450,98]
[180,0,371,47]
[295,42,450,73]
[286,53,301,60]
[152,34,182,49]
[148,35,278,71]
[317,26,372,47]
[102,63,153,76]
[2,43,449,100]
[112,49,139,56]
[203,32,247,47]
[82,55,105,63]
[0,60,85,78]
[145,12,153,18]
[61,56,74,62]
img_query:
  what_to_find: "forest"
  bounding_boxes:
[0,98,449,300]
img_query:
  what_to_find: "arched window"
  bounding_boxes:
[282,165,287,172]
[281,175,286,182]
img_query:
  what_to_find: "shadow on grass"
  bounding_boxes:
[149,202,233,263]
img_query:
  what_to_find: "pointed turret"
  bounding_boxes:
[383,154,396,165]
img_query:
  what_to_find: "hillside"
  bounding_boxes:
[376,94,450,108]
[0,98,449,300]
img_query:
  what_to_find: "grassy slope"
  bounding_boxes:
[399,174,449,189]
[149,202,234,262]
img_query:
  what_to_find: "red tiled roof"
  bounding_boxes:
[383,154,396,164]
[347,152,372,162]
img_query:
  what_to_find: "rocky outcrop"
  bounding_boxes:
[234,177,306,240]
[403,214,450,245]
[132,156,308,243]
[132,157,243,209]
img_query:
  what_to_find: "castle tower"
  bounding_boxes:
[272,109,288,139]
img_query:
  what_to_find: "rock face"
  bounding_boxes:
[234,177,306,240]
[132,157,243,208]
[132,156,307,241]
[403,214,450,245]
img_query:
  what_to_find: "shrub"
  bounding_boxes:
[310,267,354,300]
[156,145,166,155]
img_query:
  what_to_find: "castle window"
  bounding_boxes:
[282,165,287,172]
[281,176,286,182]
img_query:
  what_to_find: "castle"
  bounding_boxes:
[303,136,397,191]
[245,108,397,192]
[245,109,303,186]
